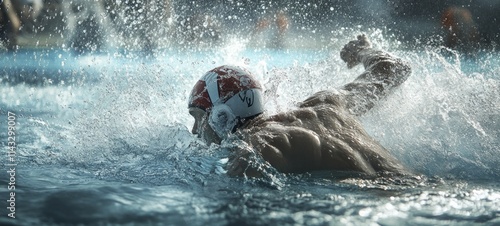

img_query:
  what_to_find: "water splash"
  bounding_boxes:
[361,46,500,179]
[2,28,499,184]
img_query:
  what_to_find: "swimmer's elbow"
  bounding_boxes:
[371,59,412,87]
[368,51,411,77]
[396,59,412,76]
[394,60,412,86]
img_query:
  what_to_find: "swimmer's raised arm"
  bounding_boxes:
[340,34,412,115]
[300,35,411,116]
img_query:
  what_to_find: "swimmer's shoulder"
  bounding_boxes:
[238,114,324,173]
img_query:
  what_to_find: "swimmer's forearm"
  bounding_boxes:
[357,47,411,84]
[341,45,411,115]
[357,48,395,69]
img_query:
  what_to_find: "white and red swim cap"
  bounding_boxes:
[188,65,264,119]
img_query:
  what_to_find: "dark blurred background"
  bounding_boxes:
[175,0,500,48]
[2,0,499,51]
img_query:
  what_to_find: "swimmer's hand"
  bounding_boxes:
[340,34,372,69]
[226,148,263,178]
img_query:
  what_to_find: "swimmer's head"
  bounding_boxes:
[188,65,264,144]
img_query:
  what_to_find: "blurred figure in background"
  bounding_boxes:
[11,0,43,29]
[441,6,480,53]
[1,0,42,50]
[0,0,20,50]
[252,10,290,49]
[175,13,222,47]
[104,0,173,51]
[62,1,108,54]
[62,0,173,54]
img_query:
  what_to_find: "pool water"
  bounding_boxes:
[0,35,499,225]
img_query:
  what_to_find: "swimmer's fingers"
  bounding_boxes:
[227,149,263,177]
[356,34,372,48]
[340,34,372,68]
[340,43,360,68]
[227,149,251,176]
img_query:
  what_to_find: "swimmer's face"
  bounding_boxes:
[189,107,221,145]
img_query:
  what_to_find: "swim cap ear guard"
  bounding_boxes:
[208,103,237,139]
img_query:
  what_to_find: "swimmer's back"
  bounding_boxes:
[237,96,408,175]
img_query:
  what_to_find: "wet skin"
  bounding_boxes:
[190,35,412,177]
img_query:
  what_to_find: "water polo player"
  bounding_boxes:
[188,35,412,177]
